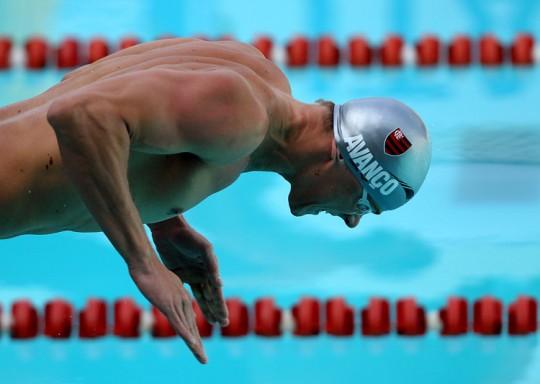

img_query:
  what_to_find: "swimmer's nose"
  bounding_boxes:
[342,214,361,228]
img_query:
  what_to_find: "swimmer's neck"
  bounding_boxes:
[245,99,332,181]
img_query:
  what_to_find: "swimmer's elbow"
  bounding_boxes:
[48,96,118,133]
[47,96,130,152]
[47,97,89,132]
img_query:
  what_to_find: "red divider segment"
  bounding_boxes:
[508,296,537,335]
[25,36,49,69]
[348,36,372,66]
[396,298,426,336]
[317,36,340,67]
[252,36,273,60]
[292,297,321,336]
[254,297,282,336]
[361,297,391,336]
[57,37,80,68]
[325,297,354,336]
[11,300,39,339]
[448,35,472,66]
[286,36,310,67]
[473,296,503,335]
[416,35,440,66]
[439,297,468,335]
[479,34,504,66]
[79,298,107,338]
[511,34,534,66]
[221,298,249,337]
[380,35,403,66]
[88,38,110,63]
[0,37,12,69]
[119,36,140,50]
[44,299,73,338]
[113,298,141,338]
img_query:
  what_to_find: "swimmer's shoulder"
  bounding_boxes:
[172,68,269,164]
[113,67,269,163]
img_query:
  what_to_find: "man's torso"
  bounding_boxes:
[0,38,291,238]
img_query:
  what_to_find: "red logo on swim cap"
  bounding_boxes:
[385,128,412,156]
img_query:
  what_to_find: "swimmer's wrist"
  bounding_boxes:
[147,215,187,232]
[126,248,159,275]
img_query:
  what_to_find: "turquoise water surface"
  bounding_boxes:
[1,1,540,383]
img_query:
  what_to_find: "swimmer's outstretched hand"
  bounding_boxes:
[129,256,207,364]
[150,216,229,327]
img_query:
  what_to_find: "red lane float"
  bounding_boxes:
[192,301,213,337]
[380,35,404,66]
[416,35,440,67]
[317,36,340,67]
[25,36,49,69]
[57,37,80,68]
[439,297,468,335]
[448,35,472,66]
[79,298,107,338]
[348,36,372,66]
[325,297,354,336]
[473,296,503,335]
[396,298,426,336]
[361,297,391,336]
[88,38,109,63]
[479,34,504,66]
[292,297,321,336]
[113,298,141,338]
[252,36,273,60]
[511,34,534,66]
[221,298,249,337]
[44,299,73,338]
[0,37,12,69]
[11,300,39,339]
[254,297,281,336]
[119,36,140,50]
[286,36,310,67]
[151,307,176,338]
[508,296,537,335]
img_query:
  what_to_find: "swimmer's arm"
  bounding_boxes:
[46,92,208,363]
[47,98,151,266]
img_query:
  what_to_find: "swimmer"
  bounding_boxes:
[0,38,431,363]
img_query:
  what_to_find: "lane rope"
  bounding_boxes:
[0,34,538,70]
[0,295,536,339]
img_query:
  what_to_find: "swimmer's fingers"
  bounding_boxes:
[200,248,228,326]
[202,279,229,327]
[191,284,217,323]
[169,298,207,364]
[182,297,203,350]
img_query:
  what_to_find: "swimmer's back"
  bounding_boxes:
[0,38,291,121]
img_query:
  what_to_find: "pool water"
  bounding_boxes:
[1,1,540,383]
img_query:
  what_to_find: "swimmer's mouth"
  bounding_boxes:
[292,204,360,228]
[291,203,321,216]
[292,204,335,216]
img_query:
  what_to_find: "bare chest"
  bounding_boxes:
[127,152,247,224]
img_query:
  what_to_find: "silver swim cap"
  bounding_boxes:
[333,98,431,213]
